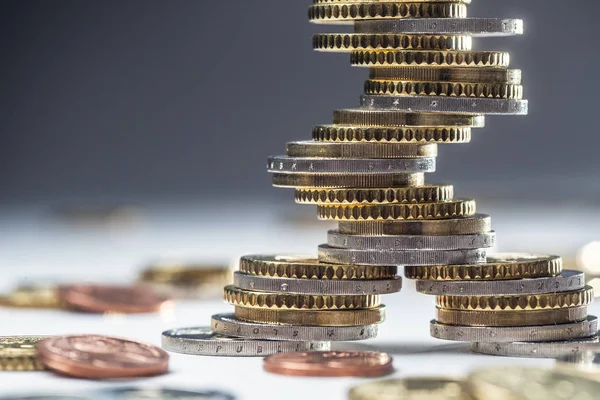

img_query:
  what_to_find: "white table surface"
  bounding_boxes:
[0,201,598,399]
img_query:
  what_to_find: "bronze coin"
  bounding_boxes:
[37,334,169,379]
[263,351,393,377]
[59,284,169,314]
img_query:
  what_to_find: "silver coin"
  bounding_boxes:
[161,327,330,357]
[470,337,600,358]
[97,387,236,400]
[327,230,496,251]
[360,95,529,115]
[267,156,436,174]
[318,244,486,266]
[211,314,378,341]
[431,316,599,343]
[232,271,402,295]
[354,18,524,36]
[416,270,585,296]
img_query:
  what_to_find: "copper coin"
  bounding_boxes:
[37,334,169,379]
[59,284,169,314]
[263,351,393,377]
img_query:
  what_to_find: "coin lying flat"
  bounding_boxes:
[332,109,485,127]
[296,186,454,205]
[211,314,378,341]
[312,125,472,144]
[416,270,584,296]
[430,316,599,343]
[313,34,472,52]
[97,387,236,400]
[436,306,588,327]
[355,18,523,36]
[369,67,521,84]
[286,141,438,158]
[352,50,510,68]
[364,80,523,99]
[0,284,61,309]
[0,336,48,371]
[238,255,398,280]
[232,271,402,295]
[328,230,495,251]
[161,327,330,357]
[37,335,169,379]
[264,351,393,377]
[405,253,562,281]
[234,306,386,327]
[471,337,600,359]
[267,156,436,174]
[273,172,425,188]
[349,377,475,400]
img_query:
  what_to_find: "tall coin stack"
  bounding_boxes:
[269,0,597,356]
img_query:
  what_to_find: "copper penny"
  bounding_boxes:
[263,351,393,377]
[59,284,169,314]
[37,334,169,379]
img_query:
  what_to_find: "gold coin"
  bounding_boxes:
[352,50,510,68]
[313,0,471,3]
[309,3,467,24]
[238,255,397,280]
[273,173,425,188]
[312,125,472,144]
[436,287,594,311]
[364,80,524,99]
[223,285,381,310]
[435,306,588,327]
[286,141,438,158]
[317,199,476,221]
[1,285,61,309]
[338,214,491,235]
[333,110,485,127]
[234,305,386,326]
[313,34,472,52]
[369,67,522,84]
[405,254,563,281]
[468,367,600,400]
[0,336,48,371]
[295,185,454,205]
[349,377,474,400]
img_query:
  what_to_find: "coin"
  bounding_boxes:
[351,50,510,68]
[0,284,61,309]
[312,125,472,143]
[471,337,600,358]
[435,306,588,327]
[161,327,330,357]
[313,34,472,52]
[309,3,467,24]
[318,244,486,266]
[436,286,594,311]
[286,141,438,158]
[295,186,454,205]
[316,199,476,221]
[97,387,236,400]
[223,285,381,310]
[416,270,584,296]
[430,316,599,342]
[338,214,491,235]
[267,156,436,174]
[328,230,495,251]
[332,109,485,127]
[369,67,521,84]
[211,314,378,341]
[355,18,524,36]
[364,80,523,99]
[59,284,170,314]
[0,336,47,371]
[232,272,402,295]
[361,96,528,115]
[272,172,425,188]
[263,351,393,377]
[405,253,562,280]
[238,255,397,280]
[37,335,169,379]
[349,377,474,400]
[234,306,386,326]
[0,396,95,400]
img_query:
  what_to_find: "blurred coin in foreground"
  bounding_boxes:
[0,336,48,371]
[97,387,236,399]
[349,377,474,400]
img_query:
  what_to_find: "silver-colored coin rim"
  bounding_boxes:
[286,140,438,158]
[354,18,524,36]
[232,271,402,295]
[470,337,600,358]
[327,230,496,251]
[360,95,529,115]
[267,156,436,174]
[211,314,378,341]
[97,387,236,400]
[318,244,487,266]
[430,316,599,343]
[161,327,330,357]
[416,270,585,296]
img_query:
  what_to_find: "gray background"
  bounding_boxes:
[2,0,599,204]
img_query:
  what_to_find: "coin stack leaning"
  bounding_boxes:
[266,0,598,357]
